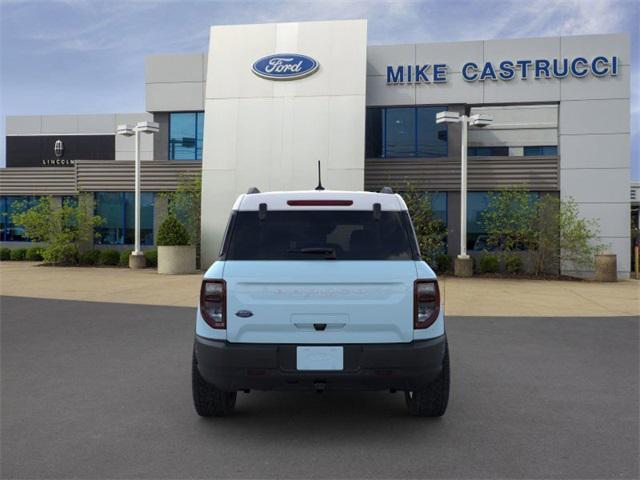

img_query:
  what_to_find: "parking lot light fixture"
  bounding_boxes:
[116,121,159,269]
[436,110,492,272]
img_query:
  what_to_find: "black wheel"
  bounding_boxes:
[192,351,237,417]
[405,341,450,417]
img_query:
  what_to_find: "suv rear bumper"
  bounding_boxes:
[194,334,447,392]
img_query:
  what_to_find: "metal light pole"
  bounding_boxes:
[116,121,159,269]
[436,111,492,276]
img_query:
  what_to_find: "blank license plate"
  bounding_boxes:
[296,346,344,371]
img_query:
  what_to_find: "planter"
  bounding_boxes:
[594,254,617,282]
[158,246,196,274]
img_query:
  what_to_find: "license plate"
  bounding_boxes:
[296,346,344,371]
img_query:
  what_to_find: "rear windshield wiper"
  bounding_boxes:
[287,247,337,259]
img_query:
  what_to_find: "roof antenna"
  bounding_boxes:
[315,160,325,191]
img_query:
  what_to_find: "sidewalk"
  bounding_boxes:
[0,262,638,317]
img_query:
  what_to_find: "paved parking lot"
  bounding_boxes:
[1,296,638,479]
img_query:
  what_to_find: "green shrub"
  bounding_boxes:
[479,253,499,274]
[0,248,10,261]
[79,250,101,265]
[98,249,120,266]
[119,250,133,267]
[26,246,43,261]
[504,253,523,274]
[144,249,158,267]
[42,244,78,265]
[10,195,103,266]
[400,187,447,266]
[435,254,452,274]
[157,214,190,246]
[10,248,27,261]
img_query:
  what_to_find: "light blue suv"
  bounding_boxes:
[192,189,449,417]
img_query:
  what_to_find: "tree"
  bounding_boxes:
[400,185,447,266]
[11,195,103,265]
[480,187,536,252]
[157,214,190,246]
[557,197,606,271]
[162,174,201,246]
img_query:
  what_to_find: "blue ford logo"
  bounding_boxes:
[252,53,319,80]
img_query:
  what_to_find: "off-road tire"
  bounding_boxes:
[192,352,237,417]
[405,341,450,417]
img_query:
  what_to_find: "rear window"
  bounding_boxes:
[223,210,418,260]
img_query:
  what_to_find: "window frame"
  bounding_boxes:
[94,192,155,246]
[168,111,204,160]
[366,105,448,159]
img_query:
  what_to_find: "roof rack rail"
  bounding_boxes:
[247,187,261,194]
[380,186,394,194]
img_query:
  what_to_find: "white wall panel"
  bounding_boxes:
[77,115,116,134]
[560,99,629,135]
[468,128,557,146]
[560,134,629,169]
[145,53,205,83]
[146,82,205,112]
[6,116,41,134]
[483,36,561,64]
[366,75,415,106]
[41,115,79,134]
[560,168,629,203]
[483,77,561,103]
[201,20,367,266]
[366,44,415,77]
[414,73,483,104]
[561,66,630,101]
[576,203,630,238]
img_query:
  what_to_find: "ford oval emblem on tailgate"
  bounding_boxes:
[235,310,254,318]
[252,53,319,80]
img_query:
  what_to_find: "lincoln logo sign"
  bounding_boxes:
[252,54,319,80]
[54,139,64,159]
[386,55,620,84]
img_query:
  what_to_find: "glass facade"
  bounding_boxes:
[429,192,448,225]
[0,196,39,241]
[468,146,509,156]
[168,112,204,160]
[366,107,448,158]
[94,192,154,245]
[524,145,558,156]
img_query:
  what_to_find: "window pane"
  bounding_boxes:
[196,112,204,160]
[469,146,508,156]
[0,197,5,241]
[95,193,124,245]
[541,146,558,156]
[523,146,541,156]
[226,211,416,260]
[385,108,415,157]
[429,192,448,224]
[467,192,490,251]
[124,192,154,245]
[365,108,383,158]
[468,191,540,251]
[417,107,448,157]
[4,196,38,241]
[524,146,558,156]
[169,113,198,160]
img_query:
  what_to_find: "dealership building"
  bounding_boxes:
[0,20,632,277]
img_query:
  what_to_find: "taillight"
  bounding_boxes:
[200,279,226,329]
[414,279,440,329]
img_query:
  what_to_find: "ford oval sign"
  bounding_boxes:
[252,53,319,81]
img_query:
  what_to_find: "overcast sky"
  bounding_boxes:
[1,0,638,178]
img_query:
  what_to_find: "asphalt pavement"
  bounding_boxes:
[1,296,638,479]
